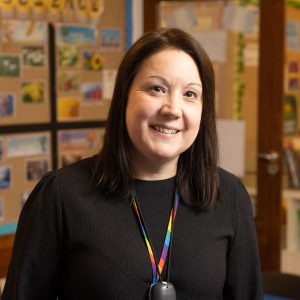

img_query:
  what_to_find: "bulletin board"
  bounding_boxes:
[0,131,52,225]
[0,0,130,235]
[0,20,51,125]
[54,1,125,122]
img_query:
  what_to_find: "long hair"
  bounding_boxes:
[93,28,219,209]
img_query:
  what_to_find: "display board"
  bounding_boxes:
[0,0,130,235]
[0,20,50,125]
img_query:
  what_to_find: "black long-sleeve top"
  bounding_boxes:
[3,156,263,299]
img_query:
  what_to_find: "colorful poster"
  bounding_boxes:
[25,158,48,181]
[82,50,103,71]
[0,165,11,189]
[7,133,49,157]
[100,28,121,49]
[57,25,96,45]
[21,81,45,103]
[57,97,80,120]
[58,128,101,167]
[2,20,47,43]
[57,72,80,92]
[81,83,103,103]
[58,45,80,67]
[22,45,46,67]
[0,55,20,77]
[0,93,14,117]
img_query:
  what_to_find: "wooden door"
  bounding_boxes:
[256,0,284,271]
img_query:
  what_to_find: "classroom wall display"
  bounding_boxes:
[0,0,130,235]
[0,20,50,125]
[0,131,51,230]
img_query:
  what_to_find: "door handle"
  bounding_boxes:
[257,151,279,175]
[257,151,279,161]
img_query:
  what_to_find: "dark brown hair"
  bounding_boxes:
[93,28,219,209]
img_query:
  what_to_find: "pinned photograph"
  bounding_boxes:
[0,165,11,189]
[0,55,20,77]
[7,133,49,157]
[0,93,14,117]
[82,50,104,71]
[57,25,96,45]
[2,20,47,43]
[21,81,45,103]
[0,197,4,221]
[58,45,80,67]
[22,46,46,67]
[57,97,80,120]
[58,128,103,167]
[58,72,80,92]
[20,190,32,209]
[81,83,103,103]
[100,28,122,49]
[25,158,49,181]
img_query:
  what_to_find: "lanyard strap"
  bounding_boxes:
[132,190,180,284]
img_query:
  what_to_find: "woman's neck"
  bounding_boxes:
[132,158,177,180]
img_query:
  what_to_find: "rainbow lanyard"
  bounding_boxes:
[131,190,180,284]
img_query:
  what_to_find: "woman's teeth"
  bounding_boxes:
[152,125,178,134]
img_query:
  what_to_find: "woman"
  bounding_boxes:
[3,28,263,299]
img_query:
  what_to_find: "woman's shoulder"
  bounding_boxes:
[55,156,96,181]
[33,156,97,197]
[218,167,251,207]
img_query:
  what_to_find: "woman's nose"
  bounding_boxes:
[160,93,182,119]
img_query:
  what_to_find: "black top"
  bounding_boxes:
[3,157,263,299]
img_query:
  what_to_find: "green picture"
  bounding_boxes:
[0,55,20,77]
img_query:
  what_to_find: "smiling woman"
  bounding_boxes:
[126,49,203,180]
[2,28,263,300]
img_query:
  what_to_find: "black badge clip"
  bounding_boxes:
[149,281,176,300]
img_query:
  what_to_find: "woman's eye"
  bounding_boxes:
[184,90,199,99]
[150,85,165,94]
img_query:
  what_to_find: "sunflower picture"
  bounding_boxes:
[82,50,104,71]
[21,81,45,103]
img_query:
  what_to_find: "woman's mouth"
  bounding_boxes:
[151,125,179,134]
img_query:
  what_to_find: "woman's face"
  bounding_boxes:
[126,48,203,176]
